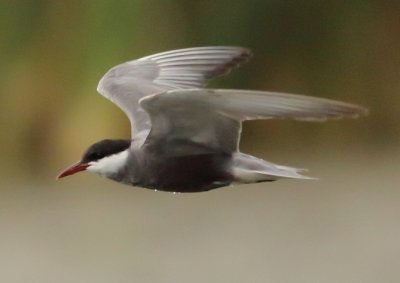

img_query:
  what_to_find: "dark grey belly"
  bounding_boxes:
[137,153,233,192]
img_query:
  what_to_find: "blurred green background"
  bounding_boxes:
[1,1,399,283]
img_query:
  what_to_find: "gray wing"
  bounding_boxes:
[96,47,251,143]
[139,89,368,153]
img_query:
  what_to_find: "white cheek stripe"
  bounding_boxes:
[87,150,129,175]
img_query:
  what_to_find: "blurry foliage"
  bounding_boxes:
[0,0,399,176]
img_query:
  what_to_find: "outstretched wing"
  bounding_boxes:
[96,47,251,142]
[140,89,368,153]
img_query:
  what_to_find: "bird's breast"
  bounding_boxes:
[134,152,233,192]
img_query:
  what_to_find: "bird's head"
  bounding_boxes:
[57,139,131,179]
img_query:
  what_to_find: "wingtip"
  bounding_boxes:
[342,104,370,120]
[359,106,370,117]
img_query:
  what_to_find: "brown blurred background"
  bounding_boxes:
[0,1,399,282]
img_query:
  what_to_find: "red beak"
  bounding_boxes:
[57,161,89,179]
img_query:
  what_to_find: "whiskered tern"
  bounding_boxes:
[57,47,367,192]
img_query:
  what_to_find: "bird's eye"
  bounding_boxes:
[92,153,101,159]
[87,152,101,161]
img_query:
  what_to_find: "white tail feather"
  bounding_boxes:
[232,153,315,183]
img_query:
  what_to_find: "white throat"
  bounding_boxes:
[87,149,129,177]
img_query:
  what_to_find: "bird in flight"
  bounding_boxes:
[57,46,367,192]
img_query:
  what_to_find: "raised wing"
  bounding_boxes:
[140,89,368,153]
[96,47,251,143]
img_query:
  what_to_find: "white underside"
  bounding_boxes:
[232,167,276,183]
